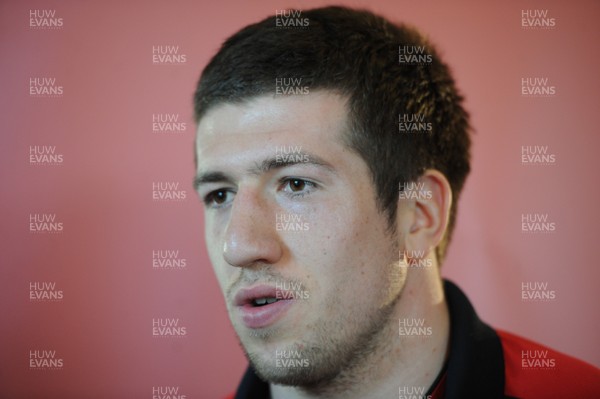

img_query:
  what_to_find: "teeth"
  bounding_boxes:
[253,297,278,306]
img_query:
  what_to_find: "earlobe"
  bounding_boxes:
[401,170,452,257]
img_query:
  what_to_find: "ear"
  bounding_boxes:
[399,169,452,260]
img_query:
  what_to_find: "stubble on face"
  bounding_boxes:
[241,252,406,393]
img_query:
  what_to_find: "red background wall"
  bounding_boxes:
[1,0,599,397]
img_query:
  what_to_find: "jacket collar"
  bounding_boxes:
[443,279,506,398]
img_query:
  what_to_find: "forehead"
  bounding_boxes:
[195,91,350,159]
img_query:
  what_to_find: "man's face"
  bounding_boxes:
[195,91,406,386]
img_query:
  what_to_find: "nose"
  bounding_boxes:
[223,187,283,268]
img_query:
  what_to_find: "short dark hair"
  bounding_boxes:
[193,6,471,264]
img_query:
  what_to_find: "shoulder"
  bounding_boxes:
[497,329,600,398]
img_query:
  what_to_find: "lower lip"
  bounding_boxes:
[237,300,294,329]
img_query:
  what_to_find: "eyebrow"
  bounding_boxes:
[193,152,335,190]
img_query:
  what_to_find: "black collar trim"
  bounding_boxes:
[443,279,506,398]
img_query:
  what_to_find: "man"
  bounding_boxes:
[192,6,600,399]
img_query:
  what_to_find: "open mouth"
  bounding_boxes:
[234,285,292,307]
[252,297,280,307]
[234,285,296,329]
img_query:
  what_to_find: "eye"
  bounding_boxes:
[204,189,234,208]
[281,178,317,197]
[289,179,306,192]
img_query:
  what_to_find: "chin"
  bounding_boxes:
[249,353,339,388]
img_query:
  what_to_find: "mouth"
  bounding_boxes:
[233,284,296,329]
[250,297,280,306]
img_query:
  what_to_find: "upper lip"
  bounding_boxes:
[233,284,293,306]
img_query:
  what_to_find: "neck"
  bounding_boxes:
[271,260,449,399]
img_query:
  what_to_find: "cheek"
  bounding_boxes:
[204,218,219,262]
[204,216,229,287]
[298,198,395,294]
[204,208,231,257]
